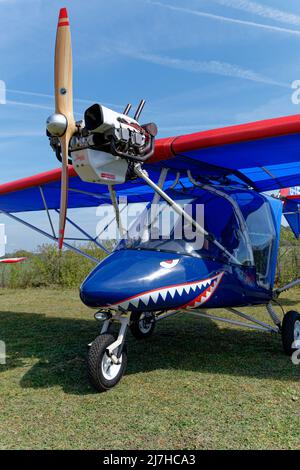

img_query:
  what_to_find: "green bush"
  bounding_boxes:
[276,227,300,286]
[2,243,108,289]
[1,227,299,289]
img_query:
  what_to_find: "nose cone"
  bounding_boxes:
[80,249,184,308]
[80,249,224,312]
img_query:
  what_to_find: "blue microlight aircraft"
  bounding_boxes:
[0,8,300,391]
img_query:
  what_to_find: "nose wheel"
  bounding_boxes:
[88,333,128,392]
[130,311,156,339]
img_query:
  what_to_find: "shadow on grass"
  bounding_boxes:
[278,298,300,307]
[0,309,299,395]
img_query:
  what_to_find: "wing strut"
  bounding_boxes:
[108,185,126,239]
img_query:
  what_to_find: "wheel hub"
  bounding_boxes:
[101,351,122,381]
[139,313,153,334]
[294,320,300,343]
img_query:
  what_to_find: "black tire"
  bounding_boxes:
[130,311,156,340]
[88,333,127,392]
[281,310,300,356]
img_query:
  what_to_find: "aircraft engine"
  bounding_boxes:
[47,101,158,185]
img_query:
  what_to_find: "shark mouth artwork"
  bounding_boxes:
[108,272,224,311]
[182,272,224,309]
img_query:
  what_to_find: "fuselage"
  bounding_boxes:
[80,186,282,312]
[80,249,272,312]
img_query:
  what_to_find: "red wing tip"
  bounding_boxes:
[59,7,68,19]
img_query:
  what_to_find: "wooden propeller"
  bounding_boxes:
[54,7,76,249]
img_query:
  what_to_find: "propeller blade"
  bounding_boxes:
[54,7,76,249]
[55,7,74,119]
[58,134,70,250]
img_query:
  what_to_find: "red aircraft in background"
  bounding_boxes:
[0,257,26,264]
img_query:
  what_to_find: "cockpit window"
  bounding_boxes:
[115,199,198,256]
[115,191,254,266]
[230,191,276,289]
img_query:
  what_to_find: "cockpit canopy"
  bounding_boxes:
[116,186,282,290]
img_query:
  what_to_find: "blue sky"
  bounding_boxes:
[0,0,300,251]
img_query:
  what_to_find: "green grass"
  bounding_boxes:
[0,288,300,450]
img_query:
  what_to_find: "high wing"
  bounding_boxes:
[0,166,163,213]
[149,113,300,192]
[1,113,300,214]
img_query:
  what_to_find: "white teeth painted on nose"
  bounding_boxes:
[184,285,191,295]
[185,272,224,309]
[120,301,130,310]
[139,294,150,306]
[159,290,168,301]
[176,286,184,296]
[150,291,160,303]
[130,297,140,308]
[168,287,177,299]
[112,272,224,310]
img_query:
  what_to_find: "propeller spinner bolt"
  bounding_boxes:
[46,113,67,137]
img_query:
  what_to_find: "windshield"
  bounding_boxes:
[115,191,253,266]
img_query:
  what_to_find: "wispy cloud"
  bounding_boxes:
[6,100,54,111]
[212,0,300,27]
[119,48,289,88]
[0,130,43,139]
[7,89,122,109]
[5,100,86,119]
[138,0,300,36]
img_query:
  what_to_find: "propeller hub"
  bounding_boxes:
[46,113,67,137]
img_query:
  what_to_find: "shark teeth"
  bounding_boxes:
[185,273,224,309]
[160,290,168,301]
[176,286,184,297]
[184,285,191,295]
[168,287,177,299]
[116,272,224,310]
[150,291,160,303]
[130,297,140,308]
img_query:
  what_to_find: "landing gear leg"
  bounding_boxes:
[88,315,129,392]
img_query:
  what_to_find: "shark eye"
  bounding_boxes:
[160,259,179,269]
